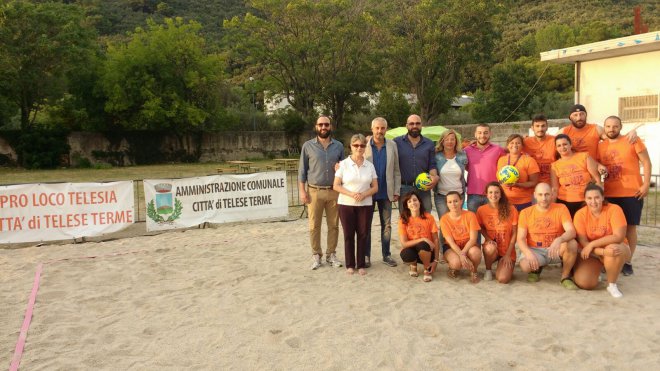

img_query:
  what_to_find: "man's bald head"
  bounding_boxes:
[534,182,553,208]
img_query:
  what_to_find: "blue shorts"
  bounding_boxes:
[606,197,643,225]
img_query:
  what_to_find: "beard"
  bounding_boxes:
[606,131,620,139]
[571,119,586,128]
[407,128,421,138]
[317,130,331,139]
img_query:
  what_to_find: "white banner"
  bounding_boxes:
[0,181,135,243]
[143,172,288,231]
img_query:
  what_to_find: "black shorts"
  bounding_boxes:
[556,199,583,218]
[607,197,643,225]
[400,241,436,263]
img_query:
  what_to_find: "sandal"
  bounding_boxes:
[423,269,433,282]
[447,269,457,279]
[409,264,418,277]
[470,272,480,284]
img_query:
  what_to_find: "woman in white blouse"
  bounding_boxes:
[334,134,378,275]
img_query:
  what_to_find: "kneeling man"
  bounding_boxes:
[517,183,579,289]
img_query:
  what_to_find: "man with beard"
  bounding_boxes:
[561,104,638,160]
[517,183,579,289]
[598,115,652,276]
[464,123,505,215]
[393,114,439,212]
[364,117,401,268]
[298,115,345,270]
[523,114,555,185]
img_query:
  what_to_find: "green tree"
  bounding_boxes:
[100,17,227,131]
[374,89,411,128]
[0,1,98,129]
[224,0,381,127]
[471,58,538,123]
[384,0,500,125]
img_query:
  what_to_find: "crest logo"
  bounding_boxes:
[147,183,183,223]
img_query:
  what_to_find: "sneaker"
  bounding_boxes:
[484,270,493,281]
[621,262,634,276]
[561,277,578,290]
[607,283,623,298]
[365,256,371,268]
[527,268,543,283]
[310,254,322,270]
[382,256,398,267]
[326,253,343,268]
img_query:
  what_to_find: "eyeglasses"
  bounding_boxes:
[352,144,366,148]
[407,122,422,126]
[316,123,330,127]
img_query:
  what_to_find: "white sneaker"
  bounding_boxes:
[607,283,623,298]
[326,253,343,268]
[310,254,322,270]
[484,270,493,281]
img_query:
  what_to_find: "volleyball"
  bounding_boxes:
[497,165,520,185]
[414,172,433,191]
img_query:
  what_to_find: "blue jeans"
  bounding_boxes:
[366,199,392,258]
[433,193,451,245]
[467,194,488,244]
[399,185,433,214]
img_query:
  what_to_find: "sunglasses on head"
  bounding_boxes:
[352,144,366,148]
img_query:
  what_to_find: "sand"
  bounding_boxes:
[2,212,660,370]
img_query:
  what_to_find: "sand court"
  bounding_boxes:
[2,217,660,369]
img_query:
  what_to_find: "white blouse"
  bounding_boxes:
[335,157,377,206]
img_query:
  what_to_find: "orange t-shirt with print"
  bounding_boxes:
[518,203,572,248]
[497,154,540,204]
[561,123,600,159]
[597,138,647,198]
[398,212,438,241]
[573,203,629,245]
[476,204,519,260]
[551,152,592,202]
[523,135,555,184]
[439,210,480,248]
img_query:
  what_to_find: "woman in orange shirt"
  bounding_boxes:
[550,134,601,217]
[476,182,519,284]
[573,183,631,298]
[398,191,439,282]
[497,134,539,211]
[440,191,482,283]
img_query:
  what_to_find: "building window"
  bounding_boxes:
[619,94,659,122]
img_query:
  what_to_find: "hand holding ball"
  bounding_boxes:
[415,172,433,191]
[497,165,520,185]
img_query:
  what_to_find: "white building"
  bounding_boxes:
[540,31,660,169]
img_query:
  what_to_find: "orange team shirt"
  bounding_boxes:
[573,203,629,246]
[523,135,555,184]
[497,154,540,204]
[476,204,519,260]
[561,123,600,159]
[518,203,572,248]
[551,152,591,202]
[439,210,481,248]
[597,138,647,198]
[398,212,438,241]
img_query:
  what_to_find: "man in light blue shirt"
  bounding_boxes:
[298,115,345,270]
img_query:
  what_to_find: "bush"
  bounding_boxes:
[14,130,70,169]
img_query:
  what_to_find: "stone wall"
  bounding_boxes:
[0,120,572,167]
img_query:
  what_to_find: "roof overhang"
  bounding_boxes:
[540,31,660,64]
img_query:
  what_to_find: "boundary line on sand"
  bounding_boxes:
[9,249,149,371]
